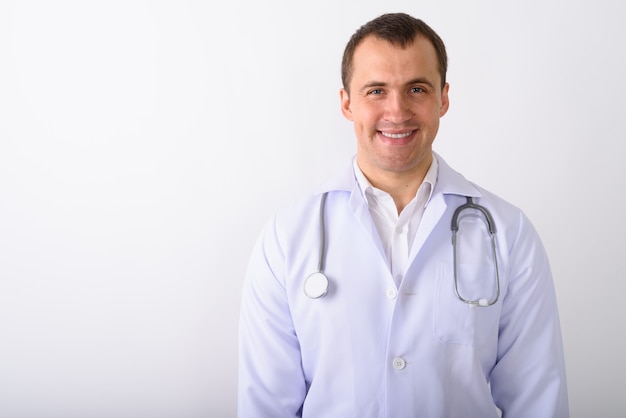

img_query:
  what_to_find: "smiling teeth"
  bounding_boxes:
[381,131,412,139]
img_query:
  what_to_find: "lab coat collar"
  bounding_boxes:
[318,152,482,200]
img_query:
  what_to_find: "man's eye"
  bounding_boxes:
[369,89,383,95]
[411,87,425,93]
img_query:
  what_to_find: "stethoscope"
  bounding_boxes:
[451,196,500,307]
[303,192,331,299]
[303,192,501,307]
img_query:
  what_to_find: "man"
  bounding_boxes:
[238,12,568,417]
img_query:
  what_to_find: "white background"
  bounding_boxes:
[1,1,624,417]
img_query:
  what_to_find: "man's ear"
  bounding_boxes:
[439,83,450,117]
[340,89,353,121]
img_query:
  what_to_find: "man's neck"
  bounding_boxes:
[358,162,431,214]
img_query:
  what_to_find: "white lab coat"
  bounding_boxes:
[238,154,569,418]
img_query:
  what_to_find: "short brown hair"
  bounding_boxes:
[341,13,448,92]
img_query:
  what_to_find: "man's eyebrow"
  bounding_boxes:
[407,77,436,88]
[358,81,387,92]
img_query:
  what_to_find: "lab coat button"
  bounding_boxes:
[392,357,406,370]
[386,289,398,299]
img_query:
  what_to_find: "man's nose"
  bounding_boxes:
[384,93,414,123]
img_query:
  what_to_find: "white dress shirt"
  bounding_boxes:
[354,156,437,286]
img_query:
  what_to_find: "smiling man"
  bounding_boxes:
[239,13,569,417]
[340,32,449,212]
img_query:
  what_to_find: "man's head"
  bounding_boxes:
[339,13,450,186]
[341,13,448,94]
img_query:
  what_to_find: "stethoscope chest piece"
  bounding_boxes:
[304,272,329,299]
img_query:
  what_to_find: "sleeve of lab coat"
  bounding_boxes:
[238,214,306,418]
[490,211,569,418]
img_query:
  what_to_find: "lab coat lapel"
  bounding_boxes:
[348,182,390,271]
[407,154,482,263]
[409,192,447,261]
[319,160,391,270]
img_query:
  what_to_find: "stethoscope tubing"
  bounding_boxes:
[450,197,501,307]
[304,193,501,306]
[316,192,328,274]
[303,192,330,299]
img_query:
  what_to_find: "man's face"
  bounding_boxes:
[340,35,449,183]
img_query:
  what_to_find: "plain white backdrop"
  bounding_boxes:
[0,0,624,417]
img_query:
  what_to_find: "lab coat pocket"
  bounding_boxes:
[434,261,500,346]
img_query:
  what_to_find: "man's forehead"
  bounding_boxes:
[351,37,440,82]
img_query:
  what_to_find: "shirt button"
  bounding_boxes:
[386,289,398,299]
[392,357,406,370]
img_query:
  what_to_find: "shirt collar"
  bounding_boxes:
[352,154,439,207]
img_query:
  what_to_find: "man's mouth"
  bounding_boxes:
[379,130,414,139]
